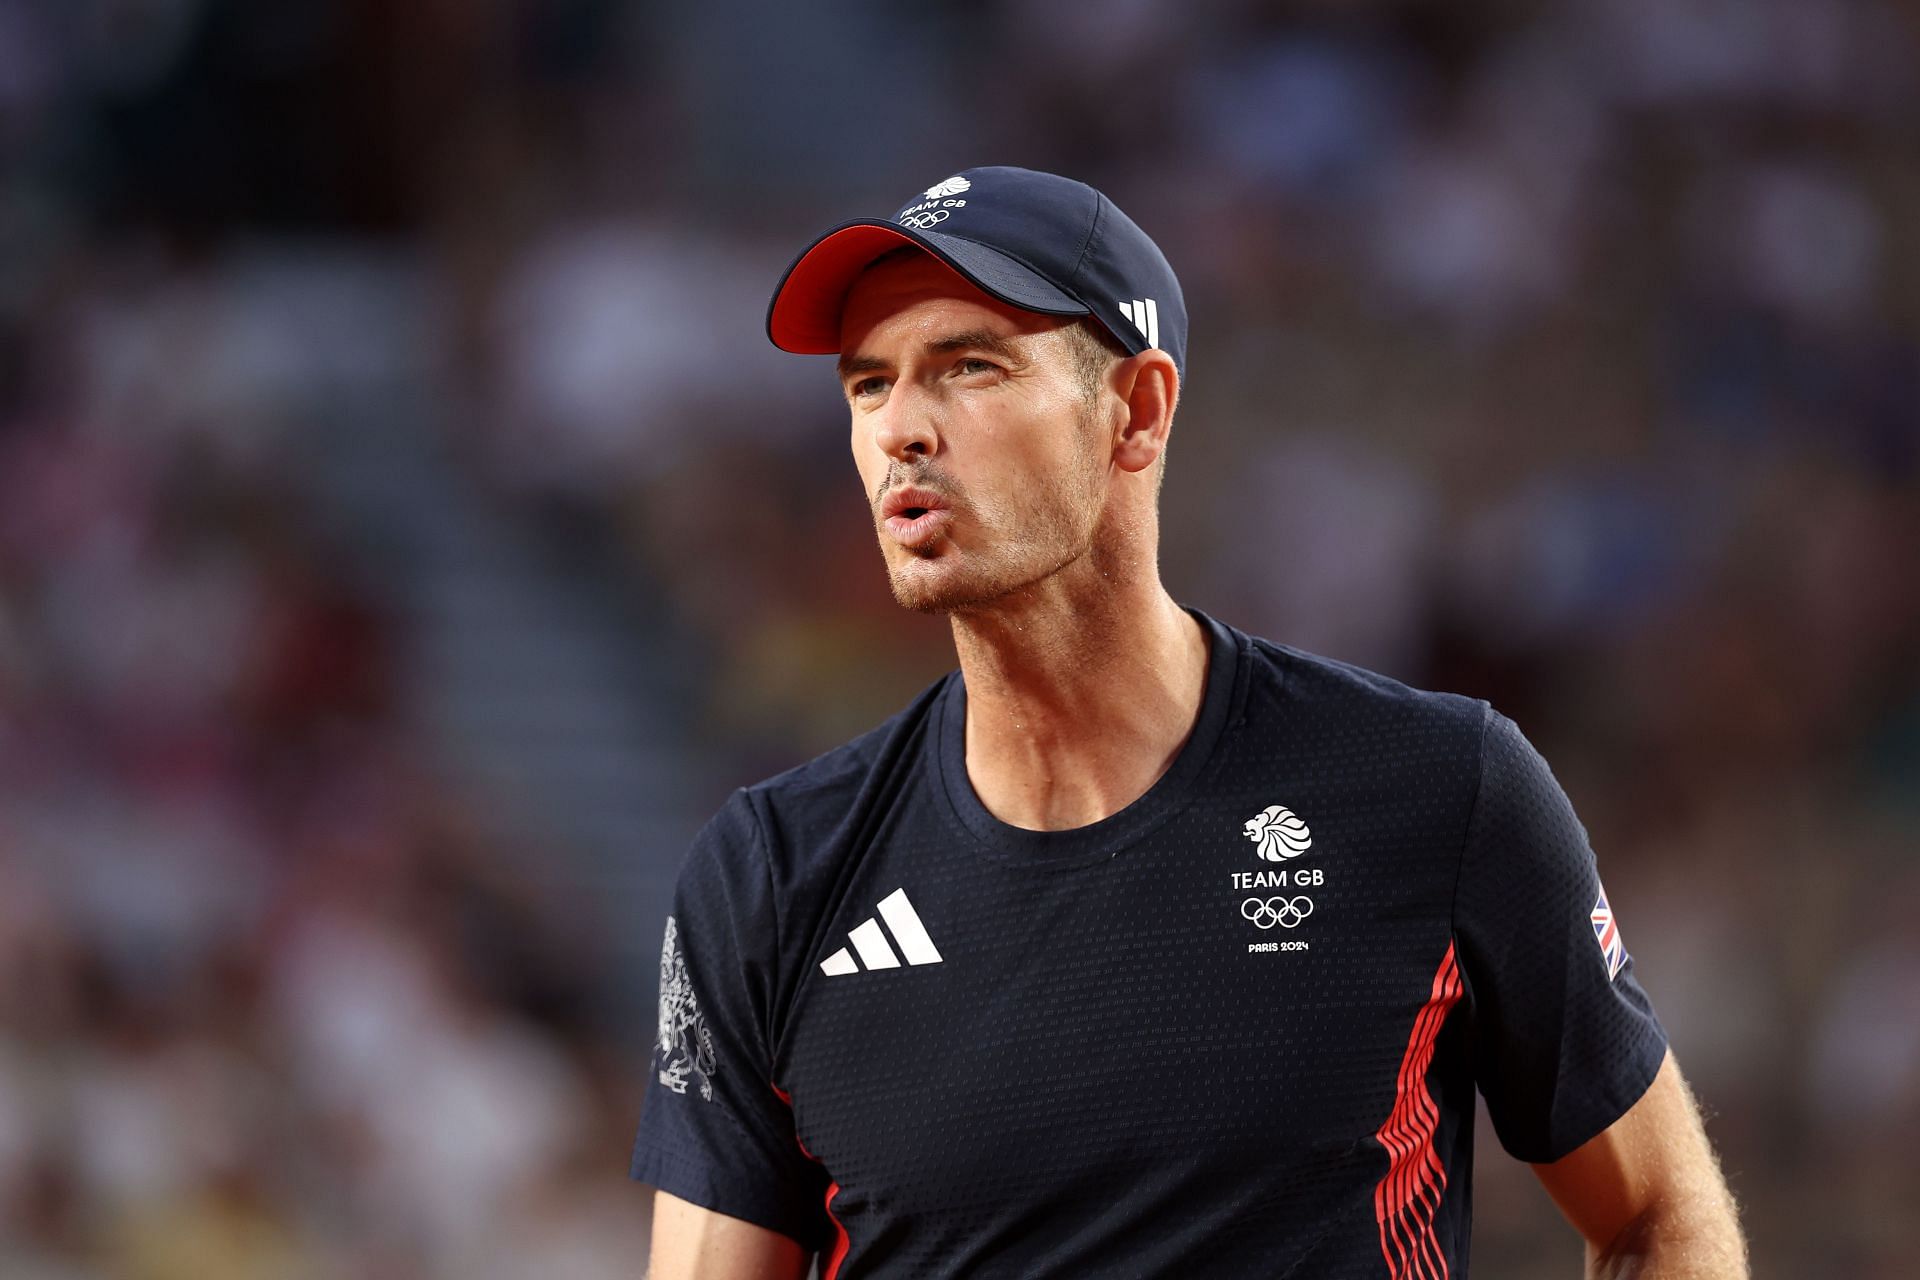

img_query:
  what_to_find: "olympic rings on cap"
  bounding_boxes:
[1241,895,1314,929]
[897,209,950,230]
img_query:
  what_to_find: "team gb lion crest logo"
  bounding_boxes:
[1244,804,1312,861]
[655,917,717,1101]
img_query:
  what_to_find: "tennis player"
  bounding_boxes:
[632,166,1747,1279]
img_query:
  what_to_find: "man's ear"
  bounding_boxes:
[1111,349,1179,475]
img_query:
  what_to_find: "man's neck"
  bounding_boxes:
[950,572,1209,832]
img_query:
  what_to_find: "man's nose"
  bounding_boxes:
[871,386,939,461]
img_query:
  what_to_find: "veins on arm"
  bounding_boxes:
[1532,1051,1749,1279]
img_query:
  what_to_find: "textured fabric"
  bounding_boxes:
[630,612,1667,1277]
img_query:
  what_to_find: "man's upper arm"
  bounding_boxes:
[1453,710,1670,1161]
[650,1191,813,1280]
[631,793,833,1250]
[1532,1049,1748,1277]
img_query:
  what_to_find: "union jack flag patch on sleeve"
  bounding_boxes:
[1591,883,1627,981]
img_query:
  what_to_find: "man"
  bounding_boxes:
[632,166,1747,1278]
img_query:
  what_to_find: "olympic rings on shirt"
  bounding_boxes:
[1241,895,1314,929]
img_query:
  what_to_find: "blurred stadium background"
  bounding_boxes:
[0,1,1915,1276]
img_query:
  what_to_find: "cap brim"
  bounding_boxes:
[766,221,1088,355]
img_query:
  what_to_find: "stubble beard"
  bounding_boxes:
[877,423,1108,617]
[886,514,1093,615]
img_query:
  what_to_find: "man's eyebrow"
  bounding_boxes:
[927,328,1024,362]
[837,352,888,380]
[837,329,1027,382]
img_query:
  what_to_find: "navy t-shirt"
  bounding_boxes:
[632,612,1666,1278]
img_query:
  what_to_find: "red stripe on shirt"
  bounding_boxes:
[1372,942,1464,1280]
[820,1181,851,1280]
[772,1082,851,1277]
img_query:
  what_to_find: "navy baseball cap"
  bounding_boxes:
[767,165,1187,376]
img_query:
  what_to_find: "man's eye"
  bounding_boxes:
[956,358,998,376]
[850,376,889,398]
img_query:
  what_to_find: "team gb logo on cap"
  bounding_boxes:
[901,176,973,229]
[1244,804,1311,861]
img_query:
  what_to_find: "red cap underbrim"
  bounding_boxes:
[766,220,1086,356]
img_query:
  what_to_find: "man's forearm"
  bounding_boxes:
[1586,1189,1749,1280]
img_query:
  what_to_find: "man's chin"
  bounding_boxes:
[887,555,1058,616]
[888,574,968,615]
[887,562,999,615]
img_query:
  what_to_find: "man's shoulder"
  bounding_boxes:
[723,670,957,860]
[676,672,955,913]
[1226,619,1490,738]
[746,672,953,799]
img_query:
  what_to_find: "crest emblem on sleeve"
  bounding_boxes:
[655,916,717,1100]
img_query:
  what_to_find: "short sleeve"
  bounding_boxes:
[630,792,832,1249]
[1453,711,1668,1164]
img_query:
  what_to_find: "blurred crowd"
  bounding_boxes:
[0,0,1916,1276]
[0,186,649,1279]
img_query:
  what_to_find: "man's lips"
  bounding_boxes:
[879,487,953,550]
[880,486,948,520]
